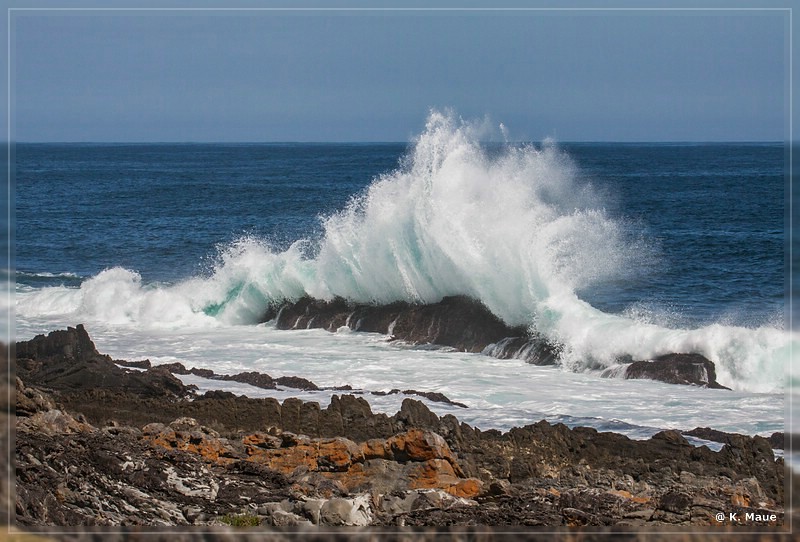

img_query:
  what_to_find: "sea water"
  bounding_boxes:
[11,111,797,443]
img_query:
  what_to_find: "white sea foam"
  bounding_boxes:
[9,321,783,439]
[14,110,796,392]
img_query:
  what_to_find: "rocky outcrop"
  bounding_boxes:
[13,326,786,528]
[622,353,729,389]
[153,362,320,391]
[16,376,482,527]
[371,388,468,408]
[684,426,785,450]
[270,295,546,357]
[142,420,483,499]
[268,297,730,387]
[16,374,786,528]
[16,325,195,399]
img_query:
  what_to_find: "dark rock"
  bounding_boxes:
[370,389,400,396]
[683,426,736,445]
[151,361,330,395]
[481,335,560,366]
[657,491,692,514]
[271,297,733,392]
[394,398,441,433]
[401,390,467,408]
[155,364,322,392]
[16,326,194,400]
[370,388,467,408]
[281,397,304,434]
[298,401,321,437]
[218,371,275,390]
[388,296,526,353]
[14,324,108,364]
[196,390,236,401]
[188,367,215,379]
[154,362,190,374]
[275,375,319,391]
[624,353,729,389]
[651,430,691,447]
[272,295,535,354]
[768,432,784,450]
[681,426,785,450]
[336,394,391,442]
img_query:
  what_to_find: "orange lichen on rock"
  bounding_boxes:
[446,478,483,499]
[360,438,390,460]
[246,435,364,475]
[143,419,483,498]
[142,419,239,465]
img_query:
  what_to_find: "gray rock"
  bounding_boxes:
[297,498,326,524]
[319,495,372,526]
[269,509,313,527]
[379,491,419,517]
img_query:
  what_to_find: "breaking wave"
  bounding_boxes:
[15,110,795,392]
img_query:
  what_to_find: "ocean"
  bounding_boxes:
[11,111,797,446]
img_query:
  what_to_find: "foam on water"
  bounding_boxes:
[15,110,795,392]
[26,321,785,440]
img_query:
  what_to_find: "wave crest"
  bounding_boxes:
[15,110,794,391]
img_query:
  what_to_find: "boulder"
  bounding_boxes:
[623,353,729,389]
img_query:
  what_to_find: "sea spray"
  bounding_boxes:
[15,110,795,391]
[310,111,647,322]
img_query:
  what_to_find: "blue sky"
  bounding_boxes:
[7,5,793,142]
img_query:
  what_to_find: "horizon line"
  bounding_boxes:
[10,140,787,145]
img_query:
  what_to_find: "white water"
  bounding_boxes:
[11,315,785,443]
[15,110,795,395]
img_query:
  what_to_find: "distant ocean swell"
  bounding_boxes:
[15,110,795,392]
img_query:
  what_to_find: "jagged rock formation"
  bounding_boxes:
[13,325,786,528]
[267,296,729,388]
[269,295,559,365]
[16,325,193,399]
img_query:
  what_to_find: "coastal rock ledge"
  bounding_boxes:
[13,325,784,529]
[267,295,728,388]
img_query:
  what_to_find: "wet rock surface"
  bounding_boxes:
[684,426,785,450]
[269,295,729,387]
[270,295,538,355]
[371,389,468,408]
[13,326,787,529]
[124,359,463,408]
[623,353,729,389]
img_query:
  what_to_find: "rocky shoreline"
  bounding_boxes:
[11,324,791,535]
